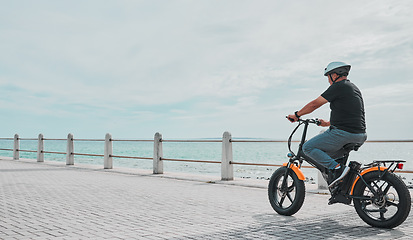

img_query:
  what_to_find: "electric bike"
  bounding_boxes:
[268,118,411,228]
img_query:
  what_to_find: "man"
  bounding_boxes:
[287,61,367,187]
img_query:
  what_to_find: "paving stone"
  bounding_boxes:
[0,158,412,239]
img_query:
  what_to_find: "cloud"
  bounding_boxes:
[363,81,413,108]
[0,0,412,139]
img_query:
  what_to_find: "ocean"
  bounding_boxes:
[0,139,412,186]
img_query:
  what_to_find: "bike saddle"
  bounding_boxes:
[343,143,361,152]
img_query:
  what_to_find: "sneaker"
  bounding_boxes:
[328,165,350,188]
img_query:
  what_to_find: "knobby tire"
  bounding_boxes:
[353,171,411,228]
[268,166,305,216]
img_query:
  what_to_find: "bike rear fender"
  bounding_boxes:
[350,166,388,195]
[282,163,305,181]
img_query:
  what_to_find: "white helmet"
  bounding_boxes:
[324,62,351,76]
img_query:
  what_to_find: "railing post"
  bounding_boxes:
[37,133,44,162]
[318,171,328,189]
[13,134,19,160]
[104,133,113,169]
[153,132,163,174]
[66,133,74,165]
[221,131,233,180]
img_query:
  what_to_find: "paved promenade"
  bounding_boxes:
[1,158,412,239]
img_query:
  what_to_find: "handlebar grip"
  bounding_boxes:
[286,116,295,122]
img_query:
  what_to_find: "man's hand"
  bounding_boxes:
[319,119,330,127]
[287,114,299,122]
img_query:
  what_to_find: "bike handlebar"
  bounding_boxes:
[286,116,321,126]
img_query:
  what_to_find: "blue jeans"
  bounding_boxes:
[302,127,367,170]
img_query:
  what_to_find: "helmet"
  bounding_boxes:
[324,62,351,76]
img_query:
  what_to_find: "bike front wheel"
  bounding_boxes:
[353,171,411,228]
[268,166,305,216]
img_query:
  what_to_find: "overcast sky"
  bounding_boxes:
[1,0,412,140]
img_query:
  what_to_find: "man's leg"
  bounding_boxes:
[303,128,367,169]
[302,128,346,170]
[303,128,367,187]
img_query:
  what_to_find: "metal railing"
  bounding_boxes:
[1,133,412,188]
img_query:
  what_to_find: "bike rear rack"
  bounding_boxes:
[364,160,406,173]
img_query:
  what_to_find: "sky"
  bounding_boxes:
[1,0,412,140]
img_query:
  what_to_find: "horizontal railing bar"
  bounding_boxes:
[231,140,287,143]
[73,139,105,142]
[18,149,37,153]
[230,161,283,167]
[2,138,412,143]
[230,161,413,173]
[110,155,153,160]
[161,157,221,164]
[395,170,413,174]
[162,140,222,143]
[73,153,105,157]
[42,151,66,155]
[229,139,411,143]
[111,139,153,142]
[230,161,314,168]
[0,148,13,151]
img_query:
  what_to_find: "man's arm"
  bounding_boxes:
[288,96,328,121]
[297,95,328,116]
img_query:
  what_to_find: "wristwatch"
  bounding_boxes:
[294,111,300,119]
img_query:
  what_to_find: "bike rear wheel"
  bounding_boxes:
[268,166,305,216]
[353,171,411,228]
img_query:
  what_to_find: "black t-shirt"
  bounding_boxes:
[321,79,366,133]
